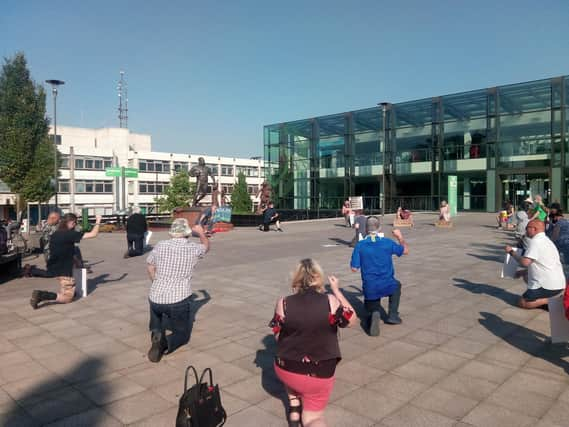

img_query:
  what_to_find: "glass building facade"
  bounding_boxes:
[264,76,569,212]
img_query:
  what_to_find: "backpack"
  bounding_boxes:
[0,226,7,255]
[176,366,226,427]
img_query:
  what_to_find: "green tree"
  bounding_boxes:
[0,52,54,213]
[155,171,195,213]
[231,172,252,213]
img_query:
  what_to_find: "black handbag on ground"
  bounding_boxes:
[176,366,227,427]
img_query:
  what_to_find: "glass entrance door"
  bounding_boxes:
[500,173,549,210]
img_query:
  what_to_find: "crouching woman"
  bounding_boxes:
[270,259,358,427]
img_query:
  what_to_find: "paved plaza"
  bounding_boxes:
[1,213,569,426]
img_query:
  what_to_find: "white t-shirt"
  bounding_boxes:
[524,232,566,290]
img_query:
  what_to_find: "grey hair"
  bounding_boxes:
[366,216,381,233]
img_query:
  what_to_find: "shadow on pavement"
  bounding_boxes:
[2,357,107,426]
[328,237,352,247]
[254,335,287,419]
[454,278,519,307]
[466,252,504,263]
[479,312,569,374]
[167,290,211,354]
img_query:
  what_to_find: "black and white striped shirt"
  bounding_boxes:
[147,238,206,304]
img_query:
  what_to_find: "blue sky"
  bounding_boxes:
[2,0,568,157]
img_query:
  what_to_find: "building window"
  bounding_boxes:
[59,181,70,193]
[72,157,110,170]
[72,180,113,193]
[221,165,234,176]
[237,166,259,177]
[104,160,113,169]
[75,159,84,169]
[206,164,219,175]
[60,156,69,169]
[139,160,170,174]
[222,184,233,194]
[49,134,62,145]
[174,162,189,173]
[247,185,259,194]
[139,181,168,194]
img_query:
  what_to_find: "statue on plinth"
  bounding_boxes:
[189,157,216,207]
[256,181,272,214]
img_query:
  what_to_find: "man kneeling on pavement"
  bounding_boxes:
[350,216,409,336]
[505,219,566,309]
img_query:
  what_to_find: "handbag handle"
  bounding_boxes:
[183,365,200,392]
[199,367,214,387]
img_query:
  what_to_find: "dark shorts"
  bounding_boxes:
[522,287,563,302]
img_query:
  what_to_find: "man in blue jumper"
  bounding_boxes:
[350,216,409,336]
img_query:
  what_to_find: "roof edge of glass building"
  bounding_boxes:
[264,75,569,213]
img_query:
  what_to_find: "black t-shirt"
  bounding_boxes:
[47,230,83,277]
[126,213,148,235]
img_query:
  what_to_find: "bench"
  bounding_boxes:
[0,252,22,280]
[393,218,414,228]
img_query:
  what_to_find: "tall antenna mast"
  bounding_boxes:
[118,70,128,128]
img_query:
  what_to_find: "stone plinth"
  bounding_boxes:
[173,207,204,226]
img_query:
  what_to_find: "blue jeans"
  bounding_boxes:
[149,295,193,353]
[364,281,401,317]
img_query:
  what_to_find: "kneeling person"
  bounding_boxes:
[146,219,209,363]
[30,214,102,309]
[350,216,409,336]
[505,219,566,309]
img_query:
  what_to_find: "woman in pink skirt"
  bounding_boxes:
[270,259,357,427]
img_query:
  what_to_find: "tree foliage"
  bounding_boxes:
[231,171,252,214]
[155,171,195,213]
[0,52,54,209]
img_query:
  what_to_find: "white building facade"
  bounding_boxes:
[0,126,264,219]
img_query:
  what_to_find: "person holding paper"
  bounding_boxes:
[30,214,102,309]
[504,219,566,309]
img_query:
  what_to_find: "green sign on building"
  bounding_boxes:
[448,175,458,217]
[124,168,139,178]
[105,167,138,178]
[105,167,121,177]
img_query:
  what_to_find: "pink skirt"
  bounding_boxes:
[274,363,335,411]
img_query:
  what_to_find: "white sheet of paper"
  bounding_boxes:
[73,267,88,298]
[501,248,518,279]
[548,295,569,344]
[144,231,153,247]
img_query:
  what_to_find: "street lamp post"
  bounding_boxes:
[46,79,65,209]
[379,102,390,222]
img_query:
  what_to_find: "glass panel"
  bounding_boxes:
[147,183,155,193]
[443,117,487,163]
[104,160,112,168]
[58,182,69,193]
[155,163,162,172]
[394,99,433,127]
[443,89,487,121]
[498,110,551,168]
[354,108,381,176]
[75,159,84,169]
[139,162,147,171]
[104,182,113,193]
[75,182,85,192]
[85,182,94,192]
[85,160,94,169]
[139,183,146,193]
[94,160,103,169]
[163,163,170,173]
[498,79,551,114]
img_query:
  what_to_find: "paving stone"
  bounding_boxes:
[334,387,406,421]
[43,408,122,427]
[437,373,499,401]
[412,350,469,371]
[103,390,173,424]
[391,360,449,386]
[499,371,567,399]
[334,360,386,386]
[380,404,456,427]
[81,376,146,405]
[128,405,179,427]
[0,360,51,384]
[462,402,540,427]
[223,391,255,416]
[225,405,284,427]
[19,387,94,425]
[455,359,516,384]
[365,373,429,402]
[541,400,569,426]
[412,387,478,420]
